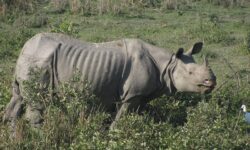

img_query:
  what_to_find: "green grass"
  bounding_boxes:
[0,0,250,149]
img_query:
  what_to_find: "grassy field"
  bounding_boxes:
[0,0,250,149]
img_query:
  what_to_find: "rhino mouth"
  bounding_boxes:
[198,80,216,90]
[198,83,215,94]
[198,83,215,88]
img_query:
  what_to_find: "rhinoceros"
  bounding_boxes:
[3,33,216,129]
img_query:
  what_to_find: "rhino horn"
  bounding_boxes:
[203,56,209,67]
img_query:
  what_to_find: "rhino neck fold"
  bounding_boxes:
[142,42,177,94]
[161,54,177,94]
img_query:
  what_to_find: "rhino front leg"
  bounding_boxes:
[110,102,130,130]
[110,97,144,130]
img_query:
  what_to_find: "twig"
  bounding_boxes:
[233,110,242,132]
[213,72,238,93]
[222,58,242,88]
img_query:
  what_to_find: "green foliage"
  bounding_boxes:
[108,113,179,149]
[172,101,250,149]
[70,112,110,149]
[50,18,79,37]
[0,69,105,149]
[1,67,249,149]
[214,71,250,114]
[22,69,100,122]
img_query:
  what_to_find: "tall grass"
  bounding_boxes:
[0,0,246,16]
[0,0,36,15]
[206,0,245,7]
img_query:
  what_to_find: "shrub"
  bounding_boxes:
[171,101,250,149]
[214,70,250,114]
[1,66,249,149]
[69,112,110,149]
[0,69,104,148]
[50,18,79,37]
[107,113,180,149]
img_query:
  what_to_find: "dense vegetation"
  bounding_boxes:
[0,0,249,149]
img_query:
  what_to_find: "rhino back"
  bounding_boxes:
[56,40,127,98]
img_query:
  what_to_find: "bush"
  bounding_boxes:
[50,18,79,37]
[69,112,110,149]
[1,67,249,149]
[171,101,250,149]
[107,112,182,149]
[148,94,203,127]
[0,69,104,148]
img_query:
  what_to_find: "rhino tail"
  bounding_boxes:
[3,79,23,123]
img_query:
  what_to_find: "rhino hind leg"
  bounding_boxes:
[3,80,23,123]
[24,104,44,127]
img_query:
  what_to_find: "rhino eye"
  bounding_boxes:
[189,71,193,75]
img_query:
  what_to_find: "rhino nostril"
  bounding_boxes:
[204,77,216,87]
[204,79,210,84]
[203,78,216,86]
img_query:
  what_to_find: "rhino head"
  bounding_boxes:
[171,42,216,94]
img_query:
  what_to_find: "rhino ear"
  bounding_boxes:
[186,42,203,55]
[176,48,184,58]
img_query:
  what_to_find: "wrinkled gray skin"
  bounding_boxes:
[3,33,216,130]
